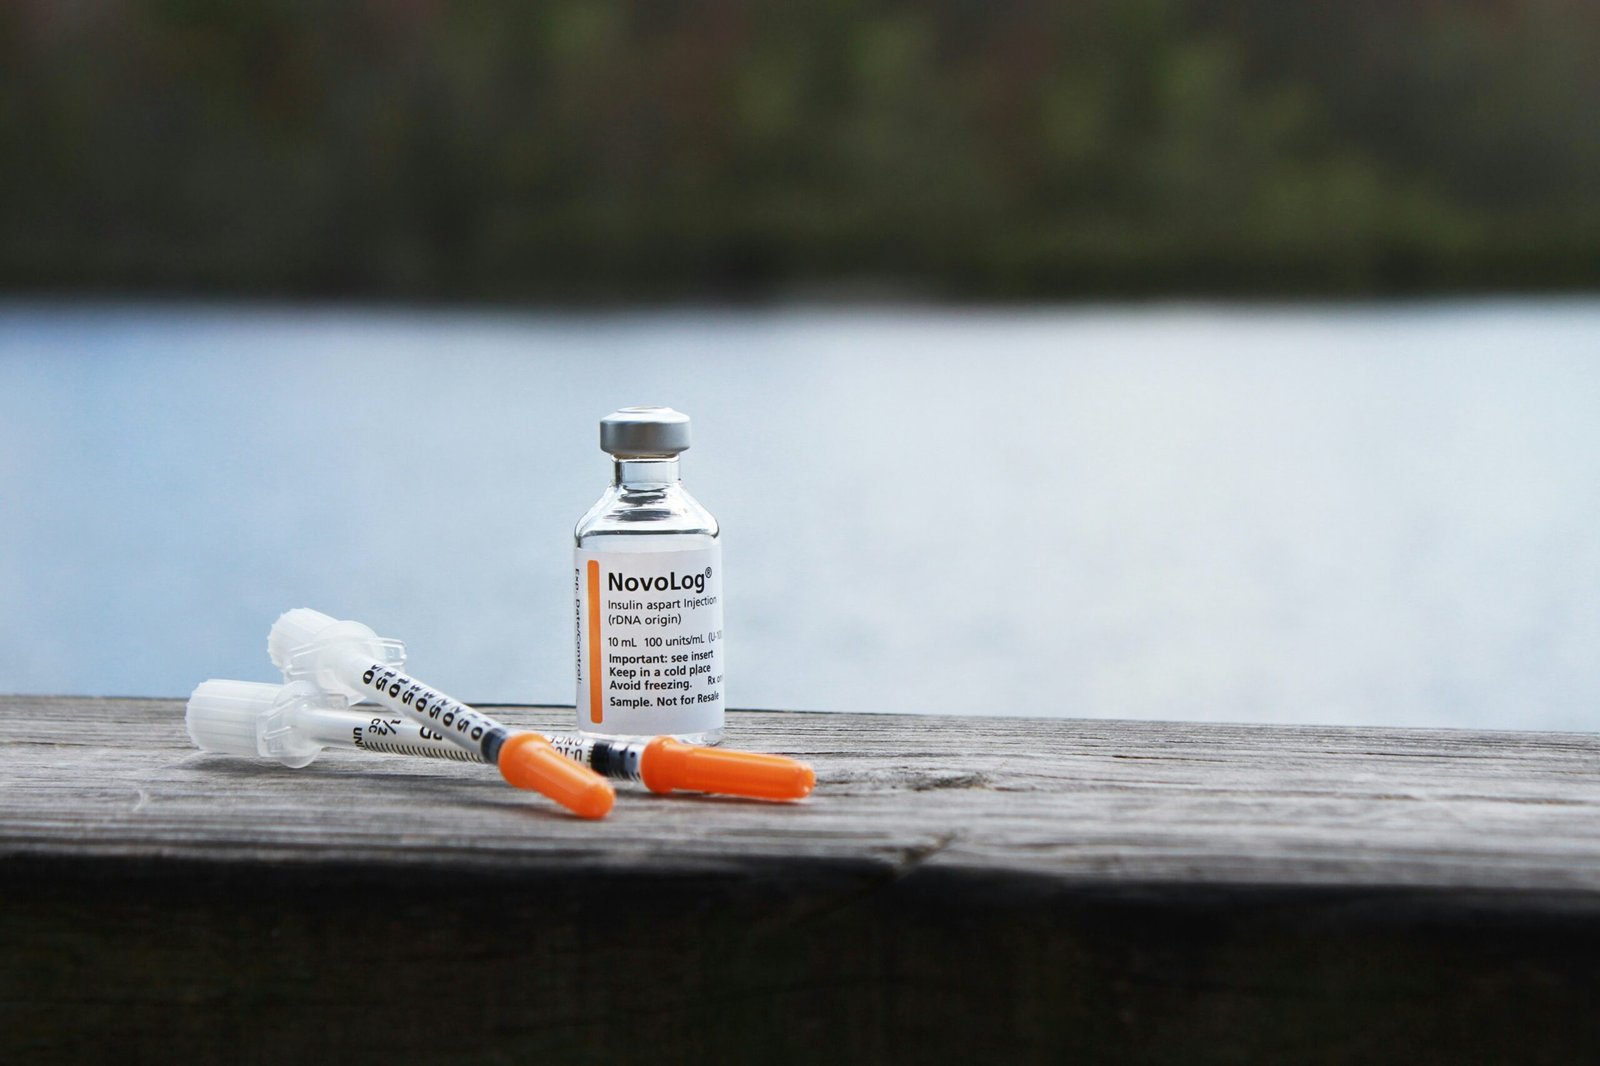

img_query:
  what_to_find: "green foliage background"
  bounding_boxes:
[3,0,1598,299]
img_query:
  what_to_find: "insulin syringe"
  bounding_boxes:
[266,608,614,819]
[266,608,814,802]
[187,679,816,801]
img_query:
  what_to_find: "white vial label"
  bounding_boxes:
[575,544,724,737]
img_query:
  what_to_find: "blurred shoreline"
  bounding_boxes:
[4,0,1597,302]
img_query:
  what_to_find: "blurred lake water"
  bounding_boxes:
[1,301,1597,730]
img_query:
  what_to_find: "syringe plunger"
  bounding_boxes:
[269,608,403,702]
[186,679,326,768]
[186,679,275,758]
[267,608,341,670]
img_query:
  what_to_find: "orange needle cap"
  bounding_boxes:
[641,736,816,801]
[498,732,615,819]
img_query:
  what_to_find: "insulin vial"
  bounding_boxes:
[575,406,724,745]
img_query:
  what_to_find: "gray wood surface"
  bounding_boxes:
[3,695,1599,892]
[5,695,1600,1065]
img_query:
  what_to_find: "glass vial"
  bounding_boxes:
[574,406,724,744]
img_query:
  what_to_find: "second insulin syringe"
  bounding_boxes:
[266,608,615,819]
[187,679,814,801]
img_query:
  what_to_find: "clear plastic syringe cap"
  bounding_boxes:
[600,406,691,457]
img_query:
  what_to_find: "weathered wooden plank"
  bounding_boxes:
[4,696,1600,890]
[4,695,1600,1064]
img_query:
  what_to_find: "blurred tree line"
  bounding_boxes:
[2,0,1597,300]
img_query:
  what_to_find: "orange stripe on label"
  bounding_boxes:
[587,559,603,724]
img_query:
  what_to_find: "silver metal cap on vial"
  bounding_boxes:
[599,406,692,457]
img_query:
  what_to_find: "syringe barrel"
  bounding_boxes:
[319,711,650,781]
[334,650,512,763]
[304,704,486,764]
[306,706,648,779]
[346,712,486,763]
[271,610,518,764]
[327,650,614,817]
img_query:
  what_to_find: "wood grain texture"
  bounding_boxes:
[4,696,1600,891]
[4,696,1600,1064]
